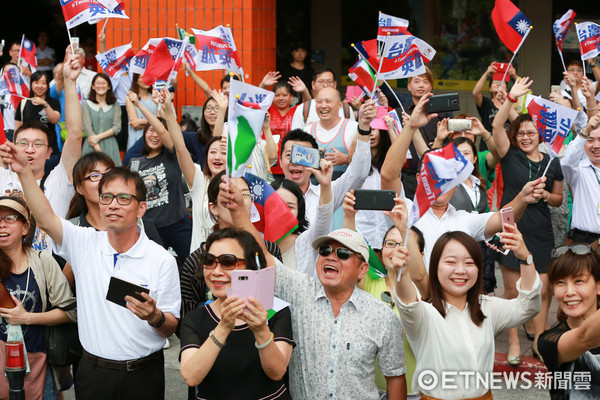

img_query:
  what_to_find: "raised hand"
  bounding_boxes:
[436,118,451,141]
[308,158,333,186]
[509,77,533,99]
[127,91,140,106]
[63,50,81,82]
[498,223,529,261]
[211,89,228,110]
[288,76,307,93]
[342,190,358,218]
[0,141,30,174]
[383,197,409,236]
[408,93,437,128]
[359,99,377,129]
[260,71,281,88]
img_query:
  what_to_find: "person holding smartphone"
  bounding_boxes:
[493,77,564,364]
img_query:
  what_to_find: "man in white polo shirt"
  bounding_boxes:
[0,151,180,399]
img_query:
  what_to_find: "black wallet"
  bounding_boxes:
[106,276,149,308]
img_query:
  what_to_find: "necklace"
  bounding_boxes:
[527,153,543,181]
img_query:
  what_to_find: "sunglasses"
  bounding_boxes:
[317,245,363,261]
[380,291,395,308]
[200,253,246,270]
[551,245,592,259]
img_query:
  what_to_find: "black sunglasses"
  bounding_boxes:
[317,245,363,261]
[380,291,395,308]
[551,245,592,259]
[200,253,246,270]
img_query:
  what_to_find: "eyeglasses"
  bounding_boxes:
[315,79,334,87]
[0,214,19,224]
[551,244,592,259]
[242,193,254,202]
[99,193,138,205]
[516,131,538,138]
[383,240,402,249]
[205,106,220,113]
[317,245,364,261]
[84,172,108,182]
[15,141,48,150]
[200,253,246,270]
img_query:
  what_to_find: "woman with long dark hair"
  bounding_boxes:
[125,73,156,150]
[81,72,122,166]
[393,211,541,398]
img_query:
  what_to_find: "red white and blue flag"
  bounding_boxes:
[377,12,410,41]
[387,109,402,135]
[525,94,578,157]
[141,37,187,86]
[353,39,380,70]
[244,172,298,243]
[0,66,30,109]
[95,43,134,78]
[191,26,243,74]
[379,35,436,80]
[348,59,377,97]
[408,143,473,227]
[491,0,531,53]
[576,22,600,61]
[129,38,161,76]
[553,9,576,53]
[59,0,128,29]
[19,36,37,71]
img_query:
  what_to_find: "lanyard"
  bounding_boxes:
[528,158,542,181]
[591,165,600,186]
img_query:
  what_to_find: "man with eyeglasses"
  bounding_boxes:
[3,156,180,399]
[0,51,83,253]
[559,60,598,111]
[291,68,355,130]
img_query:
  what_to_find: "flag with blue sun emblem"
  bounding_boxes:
[491,0,531,53]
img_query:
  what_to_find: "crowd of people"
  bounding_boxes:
[0,26,599,400]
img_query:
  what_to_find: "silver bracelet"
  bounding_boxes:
[209,329,225,348]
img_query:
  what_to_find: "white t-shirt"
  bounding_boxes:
[0,162,74,252]
[35,46,56,72]
[56,220,181,360]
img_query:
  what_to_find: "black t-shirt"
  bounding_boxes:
[130,148,188,228]
[15,97,61,153]
[538,319,600,399]
[476,97,511,151]
[180,302,295,399]
[279,63,313,94]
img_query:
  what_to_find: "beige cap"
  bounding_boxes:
[312,228,369,261]
[0,198,29,221]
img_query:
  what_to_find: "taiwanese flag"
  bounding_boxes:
[141,38,186,86]
[20,36,37,70]
[95,43,134,78]
[408,143,473,228]
[244,173,298,243]
[1,67,30,109]
[491,0,531,53]
[353,39,380,70]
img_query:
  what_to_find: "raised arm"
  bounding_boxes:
[469,117,499,168]
[183,60,212,98]
[0,142,63,245]
[161,89,197,188]
[211,90,228,139]
[128,89,173,151]
[289,76,311,102]
[554,304,600,365]
[61,50,84,183]
[582,77,599,118]
[381,93,438,193]
[499,223,537,290]
[258,71,281,89]
[342,190,357,231]
[492,77,532,158]
[473,63,496,108]
[262,113,278,164]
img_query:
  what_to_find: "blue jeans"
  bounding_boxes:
[42,366,57,400]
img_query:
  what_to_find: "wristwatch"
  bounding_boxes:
[517,253,533,265]
[357,126,372,136]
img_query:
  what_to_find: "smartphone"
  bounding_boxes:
[551,85,561,94]
[500,207,515,232]
[426,93,460,114]
[353,189,395,211]
[226,266,275,310]
[290,144,323,169]
[447,119,472,132]
[106,276,149,308]
[71,37,80,50]
[493,62,508,75]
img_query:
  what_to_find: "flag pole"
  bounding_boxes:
[501,26,533,83]
[101,18,109,34]
[66,28,75,54]
[17,35,24,69]
[558,49,567,72]
[371,32,390,99]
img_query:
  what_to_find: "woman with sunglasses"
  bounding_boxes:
[179,228,294,399]
[392,205,541,399]
[0,196,76,399]
[493,77,564,363]
[538,244,600,399]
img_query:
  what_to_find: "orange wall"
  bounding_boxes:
[101,0,276,116]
